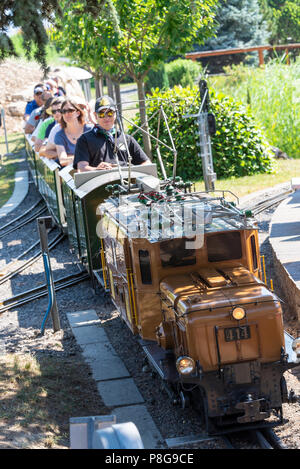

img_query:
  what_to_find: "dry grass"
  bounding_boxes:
[0,353,108,449]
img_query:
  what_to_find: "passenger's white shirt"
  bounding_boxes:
[47,123,61,144]
[28,118,44,146]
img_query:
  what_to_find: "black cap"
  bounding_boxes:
[95,95,116,113]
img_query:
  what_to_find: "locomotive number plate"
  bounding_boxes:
[224,325,251,342]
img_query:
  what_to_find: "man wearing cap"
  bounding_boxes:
[23,84,45,121]
[24,89,53,135]
[73,95,150,172]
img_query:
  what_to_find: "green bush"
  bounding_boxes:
[145,64,169,95]
[131,85,275,181]
[165,59,202,88]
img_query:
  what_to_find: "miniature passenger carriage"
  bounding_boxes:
[93,165,299,433]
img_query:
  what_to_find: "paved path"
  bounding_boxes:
[67,309,163,449]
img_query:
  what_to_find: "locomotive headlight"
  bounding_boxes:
[232,306,246,321]
[292,338,300,356]
[176,356,195,375]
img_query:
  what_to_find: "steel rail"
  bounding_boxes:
[0,206,48,239]
[0,271,89,314]
[252,196,290,215]
[242,189,293,215]
[0,237,45,277]
[262,428,287,449]
[0,199,44,232]
[252,430,274,449]
[0,232,65,285]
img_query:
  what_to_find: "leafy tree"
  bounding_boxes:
[52,0,123,100]
[259,0,300,44]
[194,0,270,72]
[0,0,60,70]
[103,0,217,157]
[52,0,217,158]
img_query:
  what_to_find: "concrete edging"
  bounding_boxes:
[0,170,29,219]
[269,190,300,321]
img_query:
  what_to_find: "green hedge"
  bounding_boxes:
[165,59,203,88]
[145,64,169,95]
[132,85,275,181]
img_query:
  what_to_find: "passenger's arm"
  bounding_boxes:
[34,138,44,152]
[39,141,57,159]
[56,144,74,167]
[38,146,57,159]
[77,161,114,172]
[24,122,34,134]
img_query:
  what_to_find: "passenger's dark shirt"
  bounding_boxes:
[73,127,148,169]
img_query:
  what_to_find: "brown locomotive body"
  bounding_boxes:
[98,174,299,433]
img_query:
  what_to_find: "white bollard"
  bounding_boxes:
[92,422,144,449]
[70,415,144,449]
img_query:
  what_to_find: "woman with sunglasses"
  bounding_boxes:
[54,98,93,167]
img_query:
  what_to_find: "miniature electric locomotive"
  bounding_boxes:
[97,171,300,434]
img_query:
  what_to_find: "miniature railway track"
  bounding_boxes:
[0,270,89,314]
[222,428,288,449]
[165,427,287,449]
[0,205,47,239]
[243,189,293,216]
[0,231,65,285]
[0,199,46,237]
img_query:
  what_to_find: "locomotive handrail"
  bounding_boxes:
[175,297,282,318]
[191,190,239,206]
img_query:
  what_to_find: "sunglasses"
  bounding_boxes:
[61,108,76,115]
[52,109,61,115]
[97,110,115,118]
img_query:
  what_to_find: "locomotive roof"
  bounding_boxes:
[100,188,257,242]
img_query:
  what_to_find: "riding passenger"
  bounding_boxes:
[34,97,65,153]
[31,97,55,148]
[74,96,97,125]
[54,98,93,167]
[73,96,150,172]
[47,76,67,97]
[23,84,45,121]
[24,90,53,135]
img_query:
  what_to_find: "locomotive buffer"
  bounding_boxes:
[184,79,217,192]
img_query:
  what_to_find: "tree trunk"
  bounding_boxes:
[114,82,122,115]
[136,78,152,159]
[106,76,115,99]
[98,75,104,97]
[94,72,103,99]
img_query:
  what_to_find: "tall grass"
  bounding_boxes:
[208,59,300,158]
